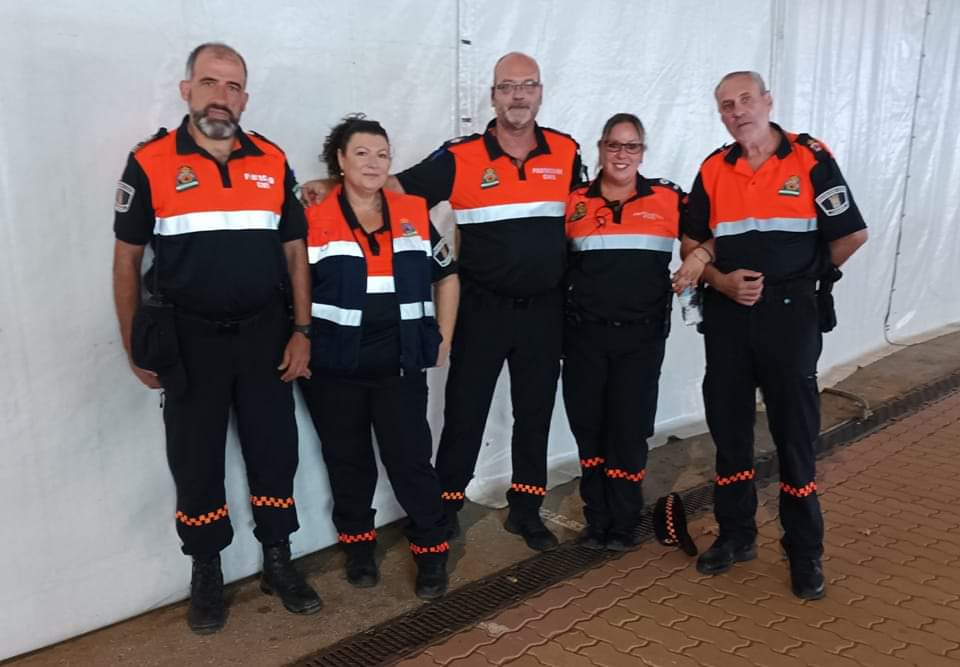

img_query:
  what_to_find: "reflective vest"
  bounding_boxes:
[306,187,440,372]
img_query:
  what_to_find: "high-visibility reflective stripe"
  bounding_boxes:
[311,303,362,326]
[393,236,431,254]
[367,276,396,293]
[569,234,674,253]
[399,301,435,320]
[714,217,817,238]
[454,200,566,225]
[155,209,280,236]
[308,240,364,263]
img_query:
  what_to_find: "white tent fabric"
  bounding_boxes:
[1,0,957,658]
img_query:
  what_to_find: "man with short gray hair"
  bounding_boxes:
[681,70,867,600]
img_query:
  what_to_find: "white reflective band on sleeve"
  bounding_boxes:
[454,200,566,225]
[154,209,280,236]
[569,234,674,253]
[366,276,396,293]
[713,217,817,237]
[308,240,364,263]
[399,301,435,320]
[392,236,431,254]
[311,303,362,326]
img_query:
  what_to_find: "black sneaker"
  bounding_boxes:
[414,555,448,600]
[504,512,559,552]
[605,529,642,552]
[695,537,757,575]
[345,551,379,588]
[260,541,323,614]
[575,527,607,551]
[790,557,826,600]
[188,554,226,635]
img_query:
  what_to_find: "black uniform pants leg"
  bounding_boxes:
[755,293,824,559]
[435,294,510,513]
[702,292,759,546]
[233,307,300,546]
[505,292,563,514]
[605,328,666,534]
[371,372,448,554]
[301,376,378,552]
[164,323,235,556]
[562,322,611,531]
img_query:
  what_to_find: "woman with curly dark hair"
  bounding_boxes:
[300,115,460,599]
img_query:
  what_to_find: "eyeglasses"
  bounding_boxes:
[493,80,541,94]
[603,141,645,154]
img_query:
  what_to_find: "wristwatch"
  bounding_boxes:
[292,323,312,339]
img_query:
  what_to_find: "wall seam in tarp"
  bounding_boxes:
[883,0,932,346]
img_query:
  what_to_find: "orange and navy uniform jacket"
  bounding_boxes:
[113,116,306,319]
[565,172,683,323]
[682,122,866,283]
[397,120,586,297]
[305,186,456,373]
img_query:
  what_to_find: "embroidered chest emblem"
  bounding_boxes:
[244,172,275,189]
[400,220,418,237]
[778,175,801,197]
[175,165,199,192]
[480,167,500,189]
[569,201,587,222]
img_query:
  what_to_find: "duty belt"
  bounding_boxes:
[174,298,282,334]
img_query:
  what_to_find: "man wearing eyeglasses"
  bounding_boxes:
[403,52,586,550]
[681,71,868,600]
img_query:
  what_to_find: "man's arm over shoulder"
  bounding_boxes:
[395,143,457,208]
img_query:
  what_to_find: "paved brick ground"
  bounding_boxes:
[394,391,960,667]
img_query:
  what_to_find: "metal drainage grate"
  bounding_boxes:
[291,374,960,667]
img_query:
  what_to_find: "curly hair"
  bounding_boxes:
[320,114,390,182]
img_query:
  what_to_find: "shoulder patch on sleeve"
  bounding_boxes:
[114,181,135,212]
[795,133,830,159]
[652,177,682,192]
[131,127,167,153]
[539,125,579,144]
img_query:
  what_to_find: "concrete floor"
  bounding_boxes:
[6,330,960,666]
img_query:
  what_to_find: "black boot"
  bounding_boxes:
[696,536,757,575]
[260,541,323,614]
[187,554,226,635]
[504,511,559,552]
[345,547,379,588]
[414,553,448,600]
[789,557,826,600]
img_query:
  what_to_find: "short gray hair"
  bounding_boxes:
[185,42,247,83]
[714,71,767,98]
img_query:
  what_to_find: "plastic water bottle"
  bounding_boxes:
[678,286,702,326]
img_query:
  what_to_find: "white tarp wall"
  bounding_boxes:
[1,0,957,658]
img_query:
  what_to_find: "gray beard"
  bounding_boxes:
[193,111,237,140]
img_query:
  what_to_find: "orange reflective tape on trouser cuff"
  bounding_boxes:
[441,490,465,501]
[580,457,605,469]
[175,504,229,527]
[511,483,547,496]
[605,468,645,483]
[780,481,817,497]
[715,469,756,486]
[250,495,295,509]
[410,541,450,555]
[338,530,377,544]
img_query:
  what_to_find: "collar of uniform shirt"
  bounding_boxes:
[481,118,552,162]
[724,121,793,164]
